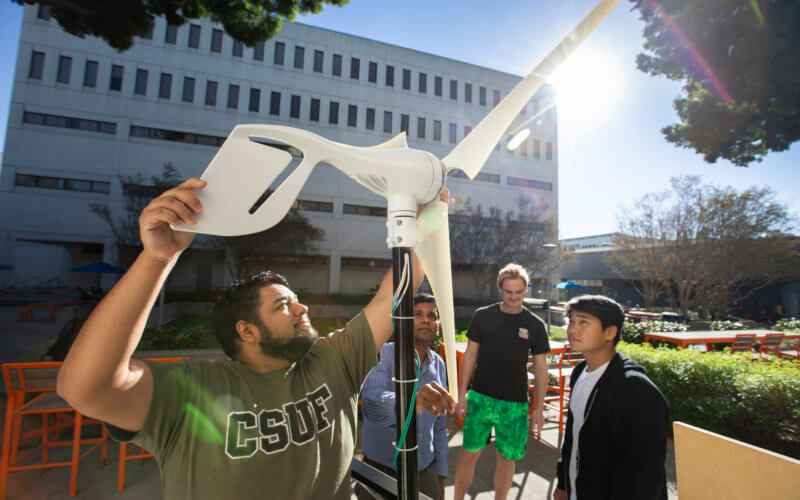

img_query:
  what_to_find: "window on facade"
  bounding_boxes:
[417,117,425,139]
[402,69,411,90]
[159,73,172,98]
[165,24,178,44]
[520,139,527,156]
[16,173,110,193]
[465,82,472,103]
[227,84,239,109]
[182,77,195,102]
[533,139,540,159]
[332,54,342,76]
[493,89,501,106]
[479,86,487,106]
[134,68,148,95]
[233,40,243,57]
[347,105,357,127]
[400,114,409,133]
[37,5,51,19]
[350,57,360,79]
[23,111,117,135]
[546,141,553,161]
[293,200,334,213]
[366,108,375,130]
[130,125,225,147]
[110,64,123,91]
[294,46,304,68]
[290,95,301,118]
[464,126,472,137]
[450,80,458,100]
[274,42,285,65]
[434,76,442,97]
[254,41,265,61]
[311,50,323,73]
[448,122,457,144]
[383,111,392,133]
[343,204,387,217]
[56,56,72,84]
[205,80,217,106]
[188,24,200,48]
[385,65,394,86]
[329,101,339,124]
[83,60,98,87]
[368,61,377,83]
[249,88,260,112]
[270,91,281,115]
[433,120,441,142]
[506,176,552,191]
[29,51,45,79]
[476,172,501,183]
[210,29,222,53]
[310,98,320,121]
[418,73,427,94]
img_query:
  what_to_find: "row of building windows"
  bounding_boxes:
[23,111,117,134]
[27,50,554,156]
[34,6,555,117]
[15,173,111,193]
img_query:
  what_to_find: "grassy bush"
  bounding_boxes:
[775,317,800,332]
[621,320,687,344]
[138,316,219,351]
[619,342,800,458]
[710,320,748,331]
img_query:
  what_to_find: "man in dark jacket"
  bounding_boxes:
[555,295,669,500]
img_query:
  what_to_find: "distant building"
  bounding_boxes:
[1,5,559,294]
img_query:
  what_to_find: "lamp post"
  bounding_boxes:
[543,243,556,335]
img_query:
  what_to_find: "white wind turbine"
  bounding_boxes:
[174,0,621,495]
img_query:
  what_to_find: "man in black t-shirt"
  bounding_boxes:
[453,263,549,499]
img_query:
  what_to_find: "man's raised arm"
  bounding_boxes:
[57,178,206,432]
[364,188,450,352]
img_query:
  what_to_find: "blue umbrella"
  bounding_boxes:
[0,264,12,271]
[554,280,584,289]
[70,261,126,274]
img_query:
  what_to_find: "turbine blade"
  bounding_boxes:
[416,200,458,400]
[441,0,621,178]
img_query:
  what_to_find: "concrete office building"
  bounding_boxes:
[0,5,558,295]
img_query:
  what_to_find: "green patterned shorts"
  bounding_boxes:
[462,390,528,460]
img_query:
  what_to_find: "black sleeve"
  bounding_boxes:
[528,314,550,355]
[608,377,669,499]
[466,308,483,343]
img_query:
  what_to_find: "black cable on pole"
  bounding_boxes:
[392,247,418,500]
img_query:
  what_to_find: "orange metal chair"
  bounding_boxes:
[1,362,108,499]
[116,356,188,491]
[730,334,756,354]
[758,333,784,360]
[542,346,584,439]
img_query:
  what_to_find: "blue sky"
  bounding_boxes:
[1,0,797,239]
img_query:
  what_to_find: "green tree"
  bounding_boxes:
[610,174,798,315]
[449,196,565,298]
[630,0,800,166]
[16,0,348,51]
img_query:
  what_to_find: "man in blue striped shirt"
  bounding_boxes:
[359,293,454,499]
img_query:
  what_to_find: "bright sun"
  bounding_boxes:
[548,46,625,130]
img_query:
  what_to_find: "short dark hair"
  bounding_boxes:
[566,295,625,345]
[211,271,290,358]
[413,292,437,312]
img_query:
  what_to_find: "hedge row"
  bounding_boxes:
[618,342,800,458]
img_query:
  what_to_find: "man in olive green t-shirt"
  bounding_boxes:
[57,179,454,498]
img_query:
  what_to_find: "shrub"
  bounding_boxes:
[138,323,218,350]
[619,342,800,458]
[775,317,800,332]
[710,320,748,331]
[621,320,687,344]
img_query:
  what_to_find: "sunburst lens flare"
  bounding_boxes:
[507,129,531,151]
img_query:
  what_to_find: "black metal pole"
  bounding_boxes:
[392,246,418,500]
